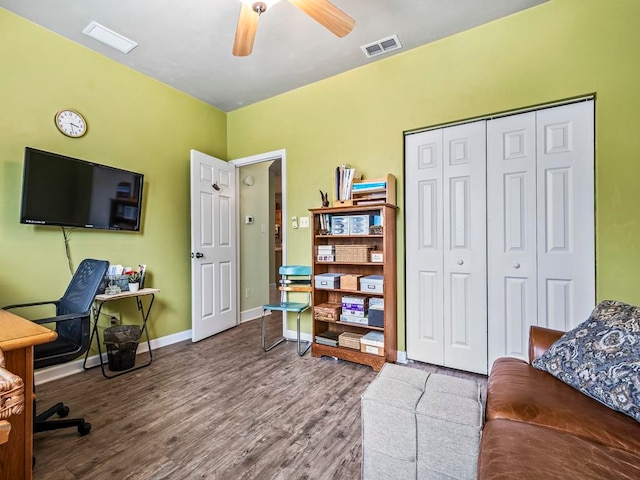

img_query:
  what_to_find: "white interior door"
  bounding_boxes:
[486,101,595,369]
[442,121,487,374]
[405,128,445,366]
[487,112,538,367]
[190,150,238,342]
[536,101,595,331]
[407,100,594,374]
[405,121,488,374]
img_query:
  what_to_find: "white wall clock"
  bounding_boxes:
[242,175,255,186]
[54,109,87,138]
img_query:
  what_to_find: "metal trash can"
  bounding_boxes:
[103,325,141,371]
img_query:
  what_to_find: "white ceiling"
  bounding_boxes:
[0,0,547,112]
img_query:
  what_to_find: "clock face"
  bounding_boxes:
[243,175,255,186]
[55,109,87,138]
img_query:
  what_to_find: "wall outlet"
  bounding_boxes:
[300,216,310,228]
[245,287,251,298]
[109,312,120,325]
[291,216,298,229]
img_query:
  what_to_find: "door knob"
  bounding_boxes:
[513,262,520,269]
[457,259,464,265]
[195,252,204,258]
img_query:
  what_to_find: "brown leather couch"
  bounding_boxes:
[478,326,640,479]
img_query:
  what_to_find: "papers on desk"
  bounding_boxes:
[102,263,148,294]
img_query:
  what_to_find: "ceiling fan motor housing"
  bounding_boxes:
[252,2,268,14]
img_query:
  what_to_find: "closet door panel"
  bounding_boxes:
[443,121,487,375]
[537,101,595,331]
[405,129,445,365]
[487,112,537,368]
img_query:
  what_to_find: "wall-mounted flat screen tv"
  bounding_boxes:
[20,147,144,231]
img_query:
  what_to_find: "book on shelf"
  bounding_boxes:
[315,330,341,347]
[319,213,331,232]
[333,164,361,203]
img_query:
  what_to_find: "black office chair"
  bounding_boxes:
[3,258,109,436]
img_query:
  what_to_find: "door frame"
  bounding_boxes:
[230,149,287,333]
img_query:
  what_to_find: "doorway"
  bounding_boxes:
[231,150,286,324]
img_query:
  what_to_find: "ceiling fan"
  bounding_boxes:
[232,0,355,56]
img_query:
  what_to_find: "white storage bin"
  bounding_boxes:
[360,275,384,293]
[314,273,343,289]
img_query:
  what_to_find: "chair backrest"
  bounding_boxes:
[35,259,109,369]
[278,265,312,305]
[279,265,311,276]
[57,259,110,317]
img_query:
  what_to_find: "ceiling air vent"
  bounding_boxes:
[82,21,138,54]
[361,35,402,58]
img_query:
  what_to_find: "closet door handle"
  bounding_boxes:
[457,259,464,265]
[513,262,520,269]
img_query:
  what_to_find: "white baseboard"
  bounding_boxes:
[240,306,263,324]
[396,350,408,364]
[285,328,312,343]
[34,329,192,385]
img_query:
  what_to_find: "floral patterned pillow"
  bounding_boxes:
[533,300,640,423]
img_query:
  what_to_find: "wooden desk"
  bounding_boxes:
[0,309,57,480]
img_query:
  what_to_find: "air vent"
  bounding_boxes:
[82,21,138,54]
[361,35,402,58]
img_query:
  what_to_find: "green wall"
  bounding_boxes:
[227,0,640,351]
[4,0,640,356]
[239,162,272,312]
[0,9,227,343]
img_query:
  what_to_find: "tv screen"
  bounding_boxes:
[20,147,144,231]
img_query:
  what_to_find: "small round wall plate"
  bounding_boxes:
[243,175,255,186]
[55,109,87,138]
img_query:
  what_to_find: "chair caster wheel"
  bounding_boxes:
[57,405,70,418]
[78,422,91,436]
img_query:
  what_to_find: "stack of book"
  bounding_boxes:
[315,330,340,347]
[318,213,331,233]
[333,164,361,204]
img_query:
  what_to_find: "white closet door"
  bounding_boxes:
[487,112,538,368]
[536,101,595,331]
[405,129,445,366]
[442,121,487,374]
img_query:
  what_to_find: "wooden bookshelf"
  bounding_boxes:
[309,203,397,371]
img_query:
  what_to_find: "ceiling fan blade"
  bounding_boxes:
[232,3,259,56]
[288,0,355,38]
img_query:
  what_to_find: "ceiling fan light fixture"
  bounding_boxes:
[240,0,281,14]
[233,0,354,57]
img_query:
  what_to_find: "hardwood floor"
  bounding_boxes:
[33,315,486,480]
